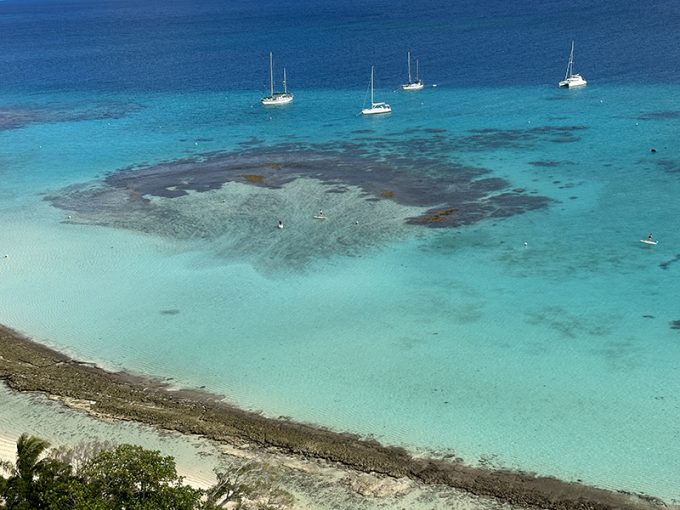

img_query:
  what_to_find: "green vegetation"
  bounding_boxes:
[0,434,293,510]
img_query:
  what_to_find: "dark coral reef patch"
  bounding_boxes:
[48,134,554,231]
[0,103,144,132]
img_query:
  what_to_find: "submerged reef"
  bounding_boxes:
[635,110,680,121]
[0,102,144,132]
[46,135,553,269]
[653,158,680,175]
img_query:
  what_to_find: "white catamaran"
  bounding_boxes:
[559,41,587,88]
[361,66,391,115]
[261,52,293,105]
[401,51,424,91]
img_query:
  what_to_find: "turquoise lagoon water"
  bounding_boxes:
[1,83,680,502]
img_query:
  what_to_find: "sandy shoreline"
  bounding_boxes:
[0,325,669,510]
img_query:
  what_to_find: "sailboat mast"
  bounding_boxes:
[565,41,574,80]
[416,58,419,82]
[407,52,412,83]
[269,52,274,96]
[283,68,287,94]
[370,66,375,105]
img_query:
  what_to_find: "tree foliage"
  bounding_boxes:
[0,435,293,510]
[78,444,201,509]
[204,461,294,510]
[0,434,77,509]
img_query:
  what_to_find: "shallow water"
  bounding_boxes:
[0,385,221,489]
[1,85,678,502]
[2,0,680,503]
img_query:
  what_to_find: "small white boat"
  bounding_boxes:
[401,51,424,91]
[640,239,658,245]
[261,52,293,105]
[362,66,391,115]
[559,41,587,88]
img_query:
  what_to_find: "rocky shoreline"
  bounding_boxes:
[0,325,666,510]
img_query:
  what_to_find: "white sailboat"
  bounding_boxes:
[261,52,293,105]
[558,41,587,88]
[401,51,424,91]
[361,66,391,115]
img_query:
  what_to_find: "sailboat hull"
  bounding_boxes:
[559,42,586,88]
[401,81,424,91]
[361,66,390,115]
[261,93,294,105]
[558,75,587,88]
[361,105,392,115]
[262,52,293,105]
[362,103,391,115]
[402,51,424,91]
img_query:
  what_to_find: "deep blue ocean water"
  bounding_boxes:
[2,0,680,92]
[2,0,680,504]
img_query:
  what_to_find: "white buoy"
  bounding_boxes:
[277,221,283,230]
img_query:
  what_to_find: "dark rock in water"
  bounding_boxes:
[238,136,265,147]
[550,136,579,144]
[654,159,680,174]
[670,320,680,330]
[409,208,457,225]
[636,110,680,121]
[529,160,560,167]
[242,174,265,184]
[659,254,680,270]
